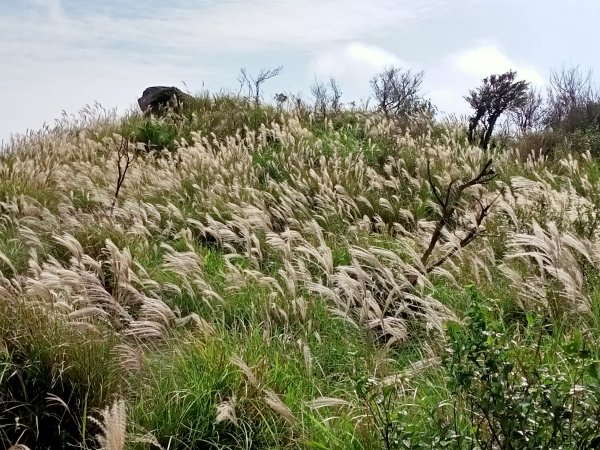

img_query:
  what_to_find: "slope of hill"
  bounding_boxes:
[1,97,600,449]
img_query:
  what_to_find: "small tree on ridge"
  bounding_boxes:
[370,67,431,118]
[465,70,528,149]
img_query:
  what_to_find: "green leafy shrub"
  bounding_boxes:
[355,376,413,450]
[121,117,180,152]
[442,288,600,449]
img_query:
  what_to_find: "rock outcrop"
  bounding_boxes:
[137,86,193,115]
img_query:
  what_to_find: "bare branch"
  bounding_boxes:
[427,194,500,272]
[420,159,496,268]
[110,137,137,216]
[239,66,283,106]
[370,67,430,118]
[427,160,444,208]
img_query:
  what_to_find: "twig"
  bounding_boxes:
[427,194,499,273]
[421,160,495,267]
[110,137,137,216]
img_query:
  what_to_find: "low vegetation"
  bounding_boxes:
[1,64,600,449]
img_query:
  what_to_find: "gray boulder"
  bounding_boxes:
[138,86,193,115]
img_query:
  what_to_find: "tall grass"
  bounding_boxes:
[1,94,600,448]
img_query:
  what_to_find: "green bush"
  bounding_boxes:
[442,288,600,449]
[121,117,180,152]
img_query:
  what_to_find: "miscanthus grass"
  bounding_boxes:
[1,98,600,448]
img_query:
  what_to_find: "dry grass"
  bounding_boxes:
[2,98,600,448]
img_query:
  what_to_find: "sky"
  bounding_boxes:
[1,0,599,141]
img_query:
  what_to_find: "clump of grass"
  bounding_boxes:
[120,117,180,153]
[0,302,124,449]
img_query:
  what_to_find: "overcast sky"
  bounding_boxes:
[1,0,599,141]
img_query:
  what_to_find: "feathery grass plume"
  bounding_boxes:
[306,397,353,410]
[505,221,592,314]
[111,343,143,373]
[384,357,442,383]
[230,354,260,388]
[264,389,296,426]
[0,249,16,275]
[5,87,600,448]
[215,395,238,426]
[89,398,127,450]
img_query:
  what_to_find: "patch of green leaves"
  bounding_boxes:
[442,287,600,449]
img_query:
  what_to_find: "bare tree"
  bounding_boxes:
[370,67,429,118]
[545,65,599,132]
[239,65,283,107]
[329,78,343,113]
[509,87,545,134]
[310,79,329,117]
[465,71,529,149]
[110,137,138,216]
[310,77,343,118]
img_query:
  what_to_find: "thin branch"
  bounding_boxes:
[426,194,499,273]
[110,137,137,216]
[427,160,444,207]
[420,159,497,269]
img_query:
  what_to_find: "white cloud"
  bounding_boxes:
[312,42,405,74]
[308,42,410,102]
[451,43,545,85]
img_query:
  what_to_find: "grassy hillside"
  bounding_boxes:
[2,96,600,449]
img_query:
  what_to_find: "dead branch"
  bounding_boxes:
[420,159,497,271]
[239,66,283,106]
[110,137,137,216]
[426,194,500,273]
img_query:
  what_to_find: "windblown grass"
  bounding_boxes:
[2,95,600,448]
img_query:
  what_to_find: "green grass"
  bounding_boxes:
[3,93,600,449]
[128,302,381,449]
[0,303,123,449]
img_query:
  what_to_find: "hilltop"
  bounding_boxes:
[2,88,600,449]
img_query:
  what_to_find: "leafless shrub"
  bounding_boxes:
[310,77,343,118]
[370,66,431,118]
[110,137,137,216]
[545,65,600,133]
[509,87,545,134]
[420,159,498,276]
[239,66,283,107]
[310,79,329,118]
[328,77,343,113]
